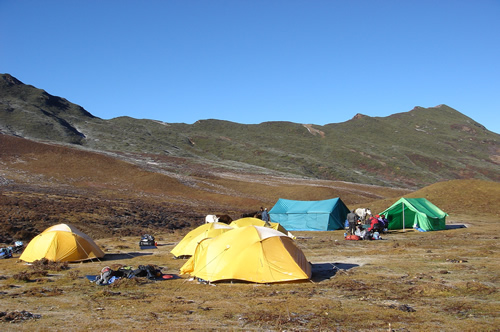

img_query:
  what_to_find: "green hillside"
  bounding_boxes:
[1,73,499,188]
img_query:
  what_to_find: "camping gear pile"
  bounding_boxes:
[91,265,164,285]
[0,247,12,259]
[139,234,156,247]
[12,241,24,253]
[0,241,23,259]
[345,231,382,241]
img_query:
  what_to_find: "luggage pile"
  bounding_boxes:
[139,234,156,247]
[92,265,164,285]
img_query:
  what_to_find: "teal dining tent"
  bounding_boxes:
[269,198,349,231]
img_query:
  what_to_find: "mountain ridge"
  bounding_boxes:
[1,73,499,188]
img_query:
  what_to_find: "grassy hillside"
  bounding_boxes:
[0,81,498,330]
[1,133,498,243]
[0,133,411,241]
[0,74,95,144]
[1,73,499,189]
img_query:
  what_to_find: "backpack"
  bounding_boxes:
[129,265,161,280]
[95,267,114,285]
[0,247,13,259]
[139,234,155,247]
[345,235,361,241]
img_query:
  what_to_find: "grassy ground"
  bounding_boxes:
[0,135,498,330]
[1,214,498,331]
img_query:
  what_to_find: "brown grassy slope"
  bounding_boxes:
[0,134,410,241]
[0,134,408,206]
[368,179,500,220]
[1,133,497,242]
[0,134,231,201]
[407,179,500,217]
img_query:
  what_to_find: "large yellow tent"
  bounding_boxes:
[20,224,105,262]
[180,225,311,283]
[170,222,233,258]
[229,217,294,238]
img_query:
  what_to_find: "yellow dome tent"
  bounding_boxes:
[20,224,105,262]
[170,222,233,258]
[229,217,294,238]
[180,225,311,283]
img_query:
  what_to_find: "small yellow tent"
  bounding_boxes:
[20,224,105,262]
[180,225,311,283]
[170,222,233,258]
[229,217,290,234]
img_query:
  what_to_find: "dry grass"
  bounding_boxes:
[1,214,498,331]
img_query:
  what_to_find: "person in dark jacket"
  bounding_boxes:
[367,215,383,233]
[261,208,270,226]
[346,210,359,235]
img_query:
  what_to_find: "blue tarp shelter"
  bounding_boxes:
[269,198,349,231]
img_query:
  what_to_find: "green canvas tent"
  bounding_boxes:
[380,198,448,231]
[269,198,349,231]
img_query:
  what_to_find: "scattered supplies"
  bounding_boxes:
[12,241,24,253]
[89,265,177,285]
[0,247,13,259]
[139,234,156,248]
[0,241,23,259]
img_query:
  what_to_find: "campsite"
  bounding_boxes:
[1,178,499,331]
[0,106,499,330]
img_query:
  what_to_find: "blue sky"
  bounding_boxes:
[1,1,499,133]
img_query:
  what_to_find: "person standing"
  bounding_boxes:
[261,207,270,226]
[346,210,359,236]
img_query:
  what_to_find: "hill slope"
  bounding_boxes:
[1,73,499,188]
[0,133,412,241]
[1,133,498,242]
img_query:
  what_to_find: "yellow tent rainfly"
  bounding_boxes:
[20,223,105,262]
[180,225,311,284]
[170,222,233,258]
[229,217,294,238]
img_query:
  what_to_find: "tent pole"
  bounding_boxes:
[402,202,405,232]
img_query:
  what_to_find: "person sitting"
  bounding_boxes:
[378,214,389,233]
[354,224,366,239]
[367,215,383,233]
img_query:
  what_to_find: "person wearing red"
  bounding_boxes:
[367,215,383,232]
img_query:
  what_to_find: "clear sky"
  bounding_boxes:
[1,1,499,133]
